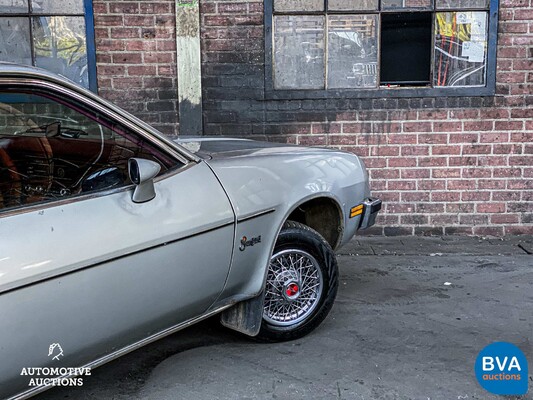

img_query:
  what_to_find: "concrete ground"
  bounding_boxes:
[39,236,533,400]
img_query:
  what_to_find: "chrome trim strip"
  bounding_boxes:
[237,208,276,223]
[6,303,234,400]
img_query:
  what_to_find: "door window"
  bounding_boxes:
[0,90,178,211]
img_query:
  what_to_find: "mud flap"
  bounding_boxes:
[220,290,265,337]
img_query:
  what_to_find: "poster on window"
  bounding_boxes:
[434,11,488,87]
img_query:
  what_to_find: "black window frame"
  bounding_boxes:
[264,0,499,100]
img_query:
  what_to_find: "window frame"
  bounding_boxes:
[0,0,98,93]
[264,0,499,99]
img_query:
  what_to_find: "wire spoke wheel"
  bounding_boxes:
[257,221,338,342]
[263,249,324,327]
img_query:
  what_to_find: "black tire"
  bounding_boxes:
[256,221,339,342]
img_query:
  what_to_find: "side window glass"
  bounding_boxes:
[0,91,177,211]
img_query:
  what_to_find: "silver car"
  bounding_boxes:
[0,63,381,399]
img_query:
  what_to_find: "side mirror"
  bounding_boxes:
[128,158,161,203]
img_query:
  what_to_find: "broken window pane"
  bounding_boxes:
[274,0,324,12]
[436,0,489,9]
[33,16,89,88]
[434,12,488,87]
[328,0,378,11]
[0,18,32,65]
[273,16,325,89]
[381,12,432,85]
[0,0,28,13]
[381,0,432,10]
[328,15,378,89]
[31,0,84,14]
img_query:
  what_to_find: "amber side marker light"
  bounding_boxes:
[350,204,364,218]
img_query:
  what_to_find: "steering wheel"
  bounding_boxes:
[0,146,22,208]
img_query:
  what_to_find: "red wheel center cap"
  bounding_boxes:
[286,283,299,297]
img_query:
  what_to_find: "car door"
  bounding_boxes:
[0,86,234,398]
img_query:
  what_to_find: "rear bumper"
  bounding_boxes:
[355,197,382,230]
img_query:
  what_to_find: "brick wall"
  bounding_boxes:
[200,0,533,236]
[93,0,179,136]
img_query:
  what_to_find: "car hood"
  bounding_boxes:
[174,137,332,159]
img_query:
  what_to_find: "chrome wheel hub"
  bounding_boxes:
[263,249,323,327]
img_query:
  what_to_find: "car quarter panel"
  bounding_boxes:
[206,148,369,303]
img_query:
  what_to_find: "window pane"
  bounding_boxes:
[328,15,378,89]
[274,16,325,90]
[381,0,432,10]
[0,0,28,13]
[328,0,378,11]
[434,12,488,87]
[0,18,32,65]
[31,0,84,14]
[33,16,89,88]
[436,0,489,9]
[380,12,432,85]
[274,0,324,12]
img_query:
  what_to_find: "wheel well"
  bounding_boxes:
[286,197,343,249]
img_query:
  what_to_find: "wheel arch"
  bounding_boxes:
[282,195,344,250]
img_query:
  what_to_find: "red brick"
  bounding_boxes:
[495,121,524,131]
[473,226,505,236]
[418,134,448,144]
[431,191,460,202]
[464,121,493,131]
[109,2,139,14]
[462,144,491,155]
[433,121,462,132]
[490,214,521,224]
[401,192,431,202]
[401,169,430,179]
[388,180,417,191]
[388,158,417,167]
[432,145,461,155]
[388,134,417,145]
[450,133,479,143]
[462,168,492,178]
[478,179,506,190]
[418,180,446,190]
[447,180,476,190]
[387,203,415,213]
[432,215,460,225]
[218,3,248,13]
[462,191,490,201]
[477,203,506,213]
[401,146,430,156]
[403,122,432,133]
[432,168,461,178]
[112,53,143,64]
[370,146,400,157]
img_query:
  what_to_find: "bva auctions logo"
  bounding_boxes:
[475,342,528,395]
[48,343,64,361]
